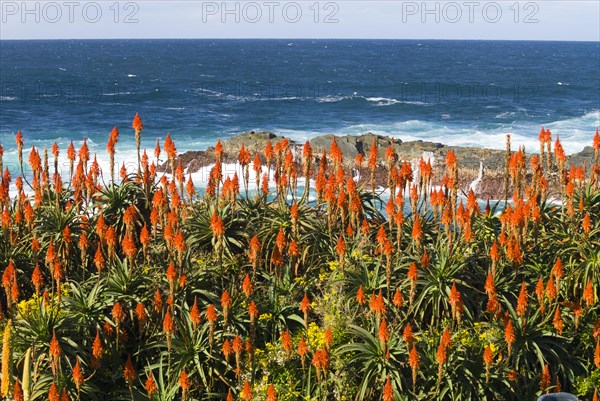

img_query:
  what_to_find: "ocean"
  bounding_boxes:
[1,39,599,177]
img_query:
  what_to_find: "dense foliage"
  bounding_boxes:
[1,117,600,401]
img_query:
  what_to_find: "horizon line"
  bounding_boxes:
[1,37,599,43]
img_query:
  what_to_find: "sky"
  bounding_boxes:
[0,1,599,41]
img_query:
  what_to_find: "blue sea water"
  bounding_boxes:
[0,39,599,172]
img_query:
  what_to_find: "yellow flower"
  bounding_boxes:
[259,313,272,321]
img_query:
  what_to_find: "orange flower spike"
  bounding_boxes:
[541,364,551,392]
[516,281,528,318]
[123,355,137,386]
[242,274,253,298]
[248,301,259,323]
[280,329,293,354]
[264,139,274,164]
[546,277,557,303]
[13,380,24,401]
[403,323,414,346]
[583,280,596,307]
[221,290,232,310]
[222,339,232,362]
[288,240,300,257]
[393,289,404,308]
[135,303,147,326]
[376,225,388,245]
[593,127,600,150]
[163,308,174,335]
[552,258,564,282]
[50,330,61,360]
[301,293,311,325]
[356,285,366,306]
[582,212,591,236]
[276,226,286,253]
[266,383,278,401]
[206,304,217,323]
[241,379,253,401]
[91,329,103,362]
[445,150,457,170]
[48,381,60,401]
[483,345,493,382]
[411,215,423,244]
[408,262,418,283]
[166,262,177,285]
[112,301,125,326]
[145,372,158,398]
[179,369,190,398]
[535,276,545,304]
[484,272,496,296]
[72,359,84,393]
[132,112,143,131]
[448,283,461,308]
[378,319,390,348]
[505,319,516,355]
[335,235,346,256]
[408,346,420,386]
[595,342,600,368]
[368,137,378,170]
[382,375,394,401]
[297,337,308,358]
[189,296,201,330]
[31,263,44,293]
[553,306,564,334]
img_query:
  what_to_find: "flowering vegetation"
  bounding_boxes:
[0,117,600,401]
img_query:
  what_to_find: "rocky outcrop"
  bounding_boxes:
[168,131,595,200]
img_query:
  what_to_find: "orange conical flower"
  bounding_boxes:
[48,381,60,401]
[383,375,394,401]
[403,323,414,346]
[112,302,125,326]
[301,293,311,325]
[266,383,278,401]
[123,355,136,385]
[190,296,201,331]
[582,212,592,235]
[584,280,596,307]
[241,379,253,401]
[553,306,564,334]
[50,330,61,360]
[408,346,420,387]
[356,285,366,305]
[505,319,515,355]
[13,379,23,401]
[483,345,493,383]
[179,369,190,399]
[516,281,528,319]
[393,289,404,308]
[378,319,390,348]
[540,364,551,392]
[132,113,143,131]
[145,372,158,398]
[242,274,253,298]
[91,329,103,366]
[72,359,84,393]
